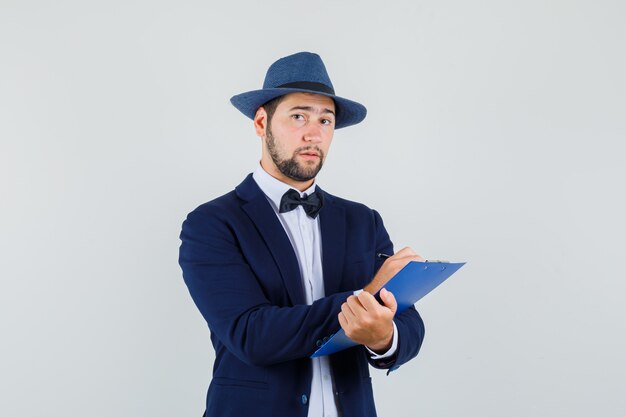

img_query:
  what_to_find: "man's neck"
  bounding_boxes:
[259,160,315,192]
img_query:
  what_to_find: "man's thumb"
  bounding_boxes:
[380,288,397,315]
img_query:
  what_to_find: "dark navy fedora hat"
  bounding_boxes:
[230,52,367,129]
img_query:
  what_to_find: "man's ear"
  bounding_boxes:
[254,107,267,138]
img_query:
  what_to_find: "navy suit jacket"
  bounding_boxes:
[179,174,425,417]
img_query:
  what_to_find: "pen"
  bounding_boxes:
[377,252,448,263]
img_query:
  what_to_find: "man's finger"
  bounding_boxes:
[346,294,366,314]
[380,288,398,315]
[338,312,348,329]
[357,291,381,311]
[395,254,425,264]
[393,247,416,258]
[341,301,357,321]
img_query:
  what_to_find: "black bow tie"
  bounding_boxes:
[279,188,324,219]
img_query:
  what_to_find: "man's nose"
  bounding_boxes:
[303,123,323,142]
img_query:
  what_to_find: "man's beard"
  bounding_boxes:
[265,127,325,182]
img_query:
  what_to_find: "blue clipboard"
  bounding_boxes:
[310,261,466,358]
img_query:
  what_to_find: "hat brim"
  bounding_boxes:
[230,88,367,129]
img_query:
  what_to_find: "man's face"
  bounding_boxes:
[258,92,335,184]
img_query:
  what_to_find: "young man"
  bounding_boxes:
[179,52,425,417]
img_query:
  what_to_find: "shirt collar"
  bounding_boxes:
[252,163,318,211]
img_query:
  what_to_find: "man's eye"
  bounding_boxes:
[291,114,304,121]
[322,119,334,125]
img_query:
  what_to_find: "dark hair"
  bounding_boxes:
[260,95,287,130]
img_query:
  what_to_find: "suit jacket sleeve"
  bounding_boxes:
[179,206,353,367]
[366,210,426,373]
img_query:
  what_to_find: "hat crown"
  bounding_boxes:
[230,51,366,129]
[262,52,335,92]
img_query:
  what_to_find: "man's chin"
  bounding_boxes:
[276,158,323,182]
[286,168,321,182]
[295,162,322,177]
[286,173,318,182]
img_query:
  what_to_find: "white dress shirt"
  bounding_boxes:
[252,164,397,417]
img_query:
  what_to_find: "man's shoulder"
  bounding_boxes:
[179,189,248,242]
[192,189,240,212]
[184,173,255,215]
[183,188,244,226]
[322,189,382,218]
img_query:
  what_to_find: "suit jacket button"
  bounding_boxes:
[301,394,308,405]
[322,336,329,343]
[316,340,323,347]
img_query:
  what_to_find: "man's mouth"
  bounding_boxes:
[299,154,319,162]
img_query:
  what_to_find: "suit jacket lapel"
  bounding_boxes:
[318,190,346,296]
[237,175,306,305]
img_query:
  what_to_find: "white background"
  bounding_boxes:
[1,1,625,416]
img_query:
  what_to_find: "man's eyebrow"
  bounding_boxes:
[288,106,336,116]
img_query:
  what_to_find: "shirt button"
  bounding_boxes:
[323,374,330,381]
[301,394,308,405]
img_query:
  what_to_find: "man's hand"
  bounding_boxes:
[338,289,398,353]
[364,247,425,294]
[338,247,424,352]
